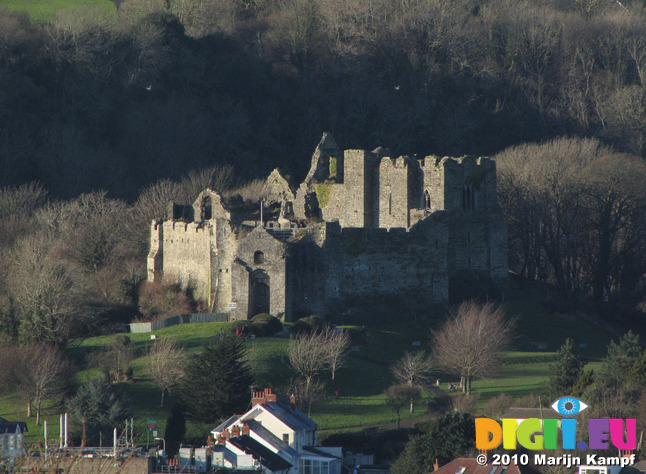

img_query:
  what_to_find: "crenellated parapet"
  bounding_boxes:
[147,133,507,321]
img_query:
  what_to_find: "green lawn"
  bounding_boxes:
[0,0,116,24]
[0,298,623,448]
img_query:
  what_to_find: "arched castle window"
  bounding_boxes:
[462,178,475,210]
[202,196,212,220]
[254,251,265,264]
[388,193,392,215]
[424,189,431,210]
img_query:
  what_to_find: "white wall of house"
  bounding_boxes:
[0,430,25,459]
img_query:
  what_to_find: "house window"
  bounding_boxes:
[283,433,289,443]
[424,189,431,210]
[254,251,264,264]
[299,459,329,474]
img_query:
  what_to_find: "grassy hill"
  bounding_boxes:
[0,0,115,24]
[0,294,625,450]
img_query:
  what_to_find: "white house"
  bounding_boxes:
[210,388,343,473]
[0,417,27,459]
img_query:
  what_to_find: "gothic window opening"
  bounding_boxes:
[424,189,431,210]
[388,193,392,215]
[202,196,212,220]
[462,178,475,210]
[254,251,265,264]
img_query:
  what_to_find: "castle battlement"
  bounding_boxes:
[147,133,507,321]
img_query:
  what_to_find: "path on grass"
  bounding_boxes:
[319,386,451,433]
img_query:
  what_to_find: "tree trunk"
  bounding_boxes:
[160,388,166,408]
[409,398,414,413]
[466,376,472,396]
[396,408,401,430]
[27,400,32,418]
[36,400,41,426]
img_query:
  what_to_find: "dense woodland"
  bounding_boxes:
[1,0,646,345]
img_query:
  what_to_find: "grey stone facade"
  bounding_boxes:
[147,134,507,321]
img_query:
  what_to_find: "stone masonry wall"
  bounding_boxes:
[321,150,377,227]
[321,212,449,316]
[231,227,287,319]
[159,220,215,302]
[378,156,412,229]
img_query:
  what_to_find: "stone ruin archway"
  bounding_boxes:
[249,270,270,316]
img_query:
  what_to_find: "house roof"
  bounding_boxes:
[435,458,540,474]
[259,399,317,432]
[501,408,563,420]
[213,415,240,433]
[227,435,293,472]
[246,420,298,457]
[0,417,27,434]
[302,446,341,460]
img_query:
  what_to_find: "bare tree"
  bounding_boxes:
[147,338,186,407]
[391,350,433,412]
[285,377,327,417]
[16,344,70,425]
[321,326,350,381]
[451,393,480,415]
[385,384,421,430]
[9,234,92,347]
[432,301,515,395]
[91,335,135,383]
[392,351,433,386]
[288,330,330,388]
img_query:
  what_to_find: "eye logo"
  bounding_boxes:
[551,396,589,416]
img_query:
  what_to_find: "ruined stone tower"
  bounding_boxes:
[147,133,507,321]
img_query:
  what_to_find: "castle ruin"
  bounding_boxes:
[147,133,507,321]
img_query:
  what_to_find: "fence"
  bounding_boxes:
[129,313,230,333]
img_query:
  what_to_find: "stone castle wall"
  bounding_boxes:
[148,133,508,322]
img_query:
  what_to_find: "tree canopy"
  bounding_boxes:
[432,301,515,395]
[180,336,253,423]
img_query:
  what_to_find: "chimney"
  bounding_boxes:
[231,426,241,438]
[265,388,277,403]
[223,429,230,439]
[252,390,265,407]
[433,458,439,471]
[290,393,296,408]
[217,435,226,445]
[207,435,215,447]
[242,423,250,435]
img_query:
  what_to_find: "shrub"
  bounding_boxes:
[228,314,283,337]
[292,315,327,334]
[250,313,283,336]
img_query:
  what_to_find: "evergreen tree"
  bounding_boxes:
[67,378,130,446]
[547,338,584,398]
[390,412,476,474]
[164,404,186,457]
[598,331,643,389]
[180,336,253,423]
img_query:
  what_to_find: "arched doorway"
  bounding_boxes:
[249,270,270,316]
